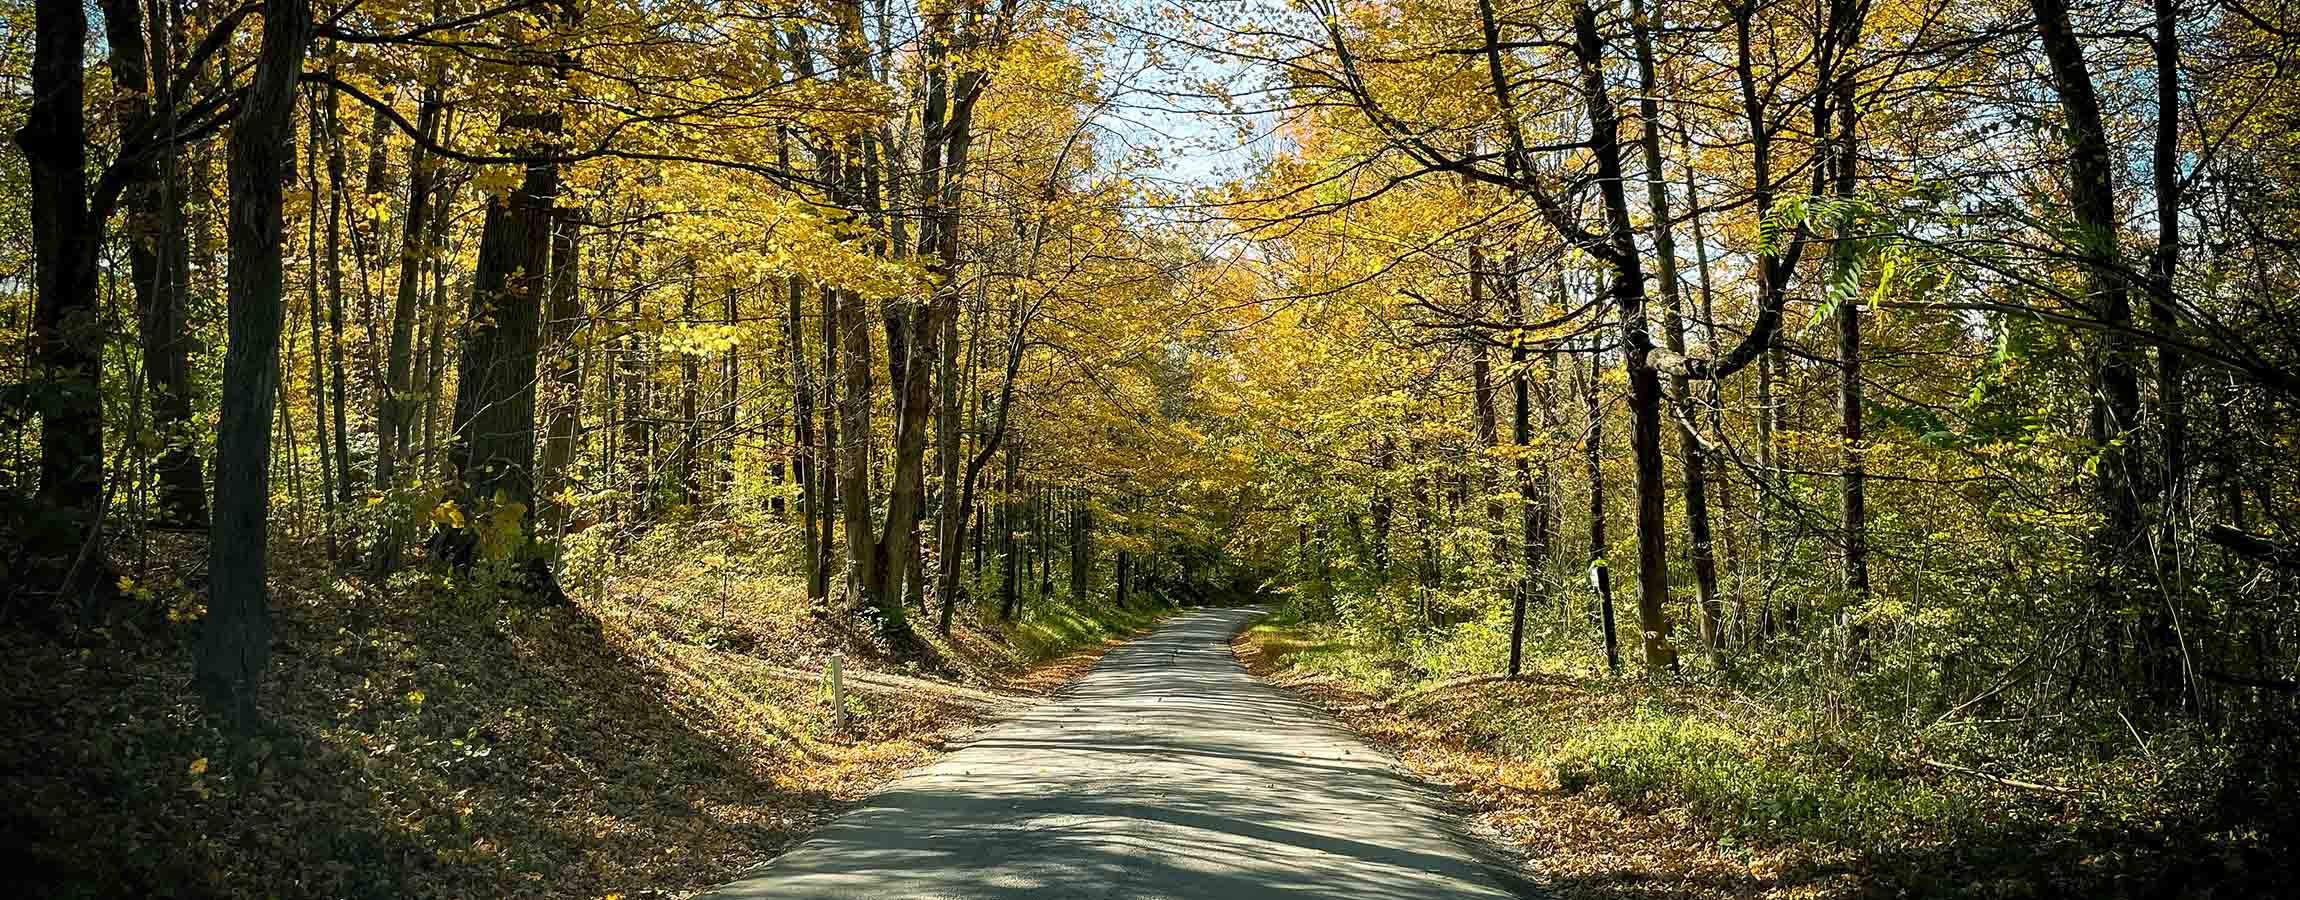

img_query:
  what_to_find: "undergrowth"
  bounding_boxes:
[1237,602,2294,899]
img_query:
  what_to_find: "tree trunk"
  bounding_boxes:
[1508,256,1542,677]
[835,280,887,610]
[679,273,703,506]
[372,76,441,572]
[723,286,740,500]
[939,290,1026,633]
[2144,0,2194,713]
[1573,2,1676,673]
[1469,238,1503,567]
[539,212,583,545]
[787,263,823,603]
[1837,274,1871,662]
[1116,544,1131,609]
[197,0,308,730]
[324,91,355,506]
[619,281,651,523]
[1628,0,1718,660]
[1071,490,1091,603]
[1584,330,1620,674]
[103,0,206,529]
[16,0,106,593]
[818,284,840,602]
[1039,484,1055,598]
[2029,0,2146,678]
[1371,435,1395,578]
[1828,40,1871,665]
[446,106,560,568]
[999,443,1021,620]
[304,110,338,559]
[1682,124,1737,645]
[935,271,963,620]
[418,175,460,484]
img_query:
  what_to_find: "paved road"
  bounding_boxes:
[704,607,1523,899]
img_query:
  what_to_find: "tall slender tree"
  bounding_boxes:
[197,0,310,728]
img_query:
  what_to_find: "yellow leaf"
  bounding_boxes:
[188,757,208,776]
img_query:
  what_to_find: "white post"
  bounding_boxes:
[829,652,846,734]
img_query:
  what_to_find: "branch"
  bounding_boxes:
[303,72,825,192]
[2207,524,2300,570]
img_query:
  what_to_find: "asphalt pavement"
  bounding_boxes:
[702,606,1525,899]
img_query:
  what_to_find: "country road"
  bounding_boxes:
[703,606,1526,899]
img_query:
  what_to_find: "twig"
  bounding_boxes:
[1915,757,2099,799]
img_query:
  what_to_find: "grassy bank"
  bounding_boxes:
[1234,607,2291,900]
[2,526,1159,900]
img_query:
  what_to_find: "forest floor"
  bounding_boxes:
[1,526,1158,900]
[1232,613,2292,900]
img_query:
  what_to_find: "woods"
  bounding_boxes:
[2,0,2297,895]
[4,0,1205,639]
[1173,0,2300,705]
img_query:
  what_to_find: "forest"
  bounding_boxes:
[2,0,2296,896]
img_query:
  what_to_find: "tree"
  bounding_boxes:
[101,0,206,530]
[197,0,310,729]
[13,0,106,606]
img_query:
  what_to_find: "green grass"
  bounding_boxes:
[1009,592,1165,663]
[1254,605,1967,848]
[1551,707,1961,847]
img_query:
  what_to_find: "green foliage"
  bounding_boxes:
[1551,707,1958,847]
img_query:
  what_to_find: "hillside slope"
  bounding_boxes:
[2,530,1157,900]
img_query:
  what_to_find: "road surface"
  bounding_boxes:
[704,606,1525,899]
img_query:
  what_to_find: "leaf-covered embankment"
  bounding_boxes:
[2,528,1158,900]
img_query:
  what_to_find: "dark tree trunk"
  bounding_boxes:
[1628,0,1718,659]
[1115,545,1131,609]
[2028,0,2147,684]
[1469,238,1503,567]
[1827,42,1871,665]
[539,212,583,545]
[324,93,354,506]
[1508,258,1542,677]
[818,284,840,602]
[1038,485,1055,598]
[2143,0,2194,714]
[1371,436,1395,578]
[724,286,740,500]
[940,294,1026,633]
[835,280,886,609]
[999,444,1020,620]
[618,284,651,522]
[1573,2,1675,673]
[16,0,106,584]
[197,0,308,730]
[787,264,823,603]
[418,176,460,484]
[1837,283,1871,660]
[679,273,702,506]
[372,77,442,573]
[304,108,337,558]
[103,0,206,529]
[1584,331,1620,674]
[1071,490,1090,603]
[1682,125,1738,645]
[447,108,560,567]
